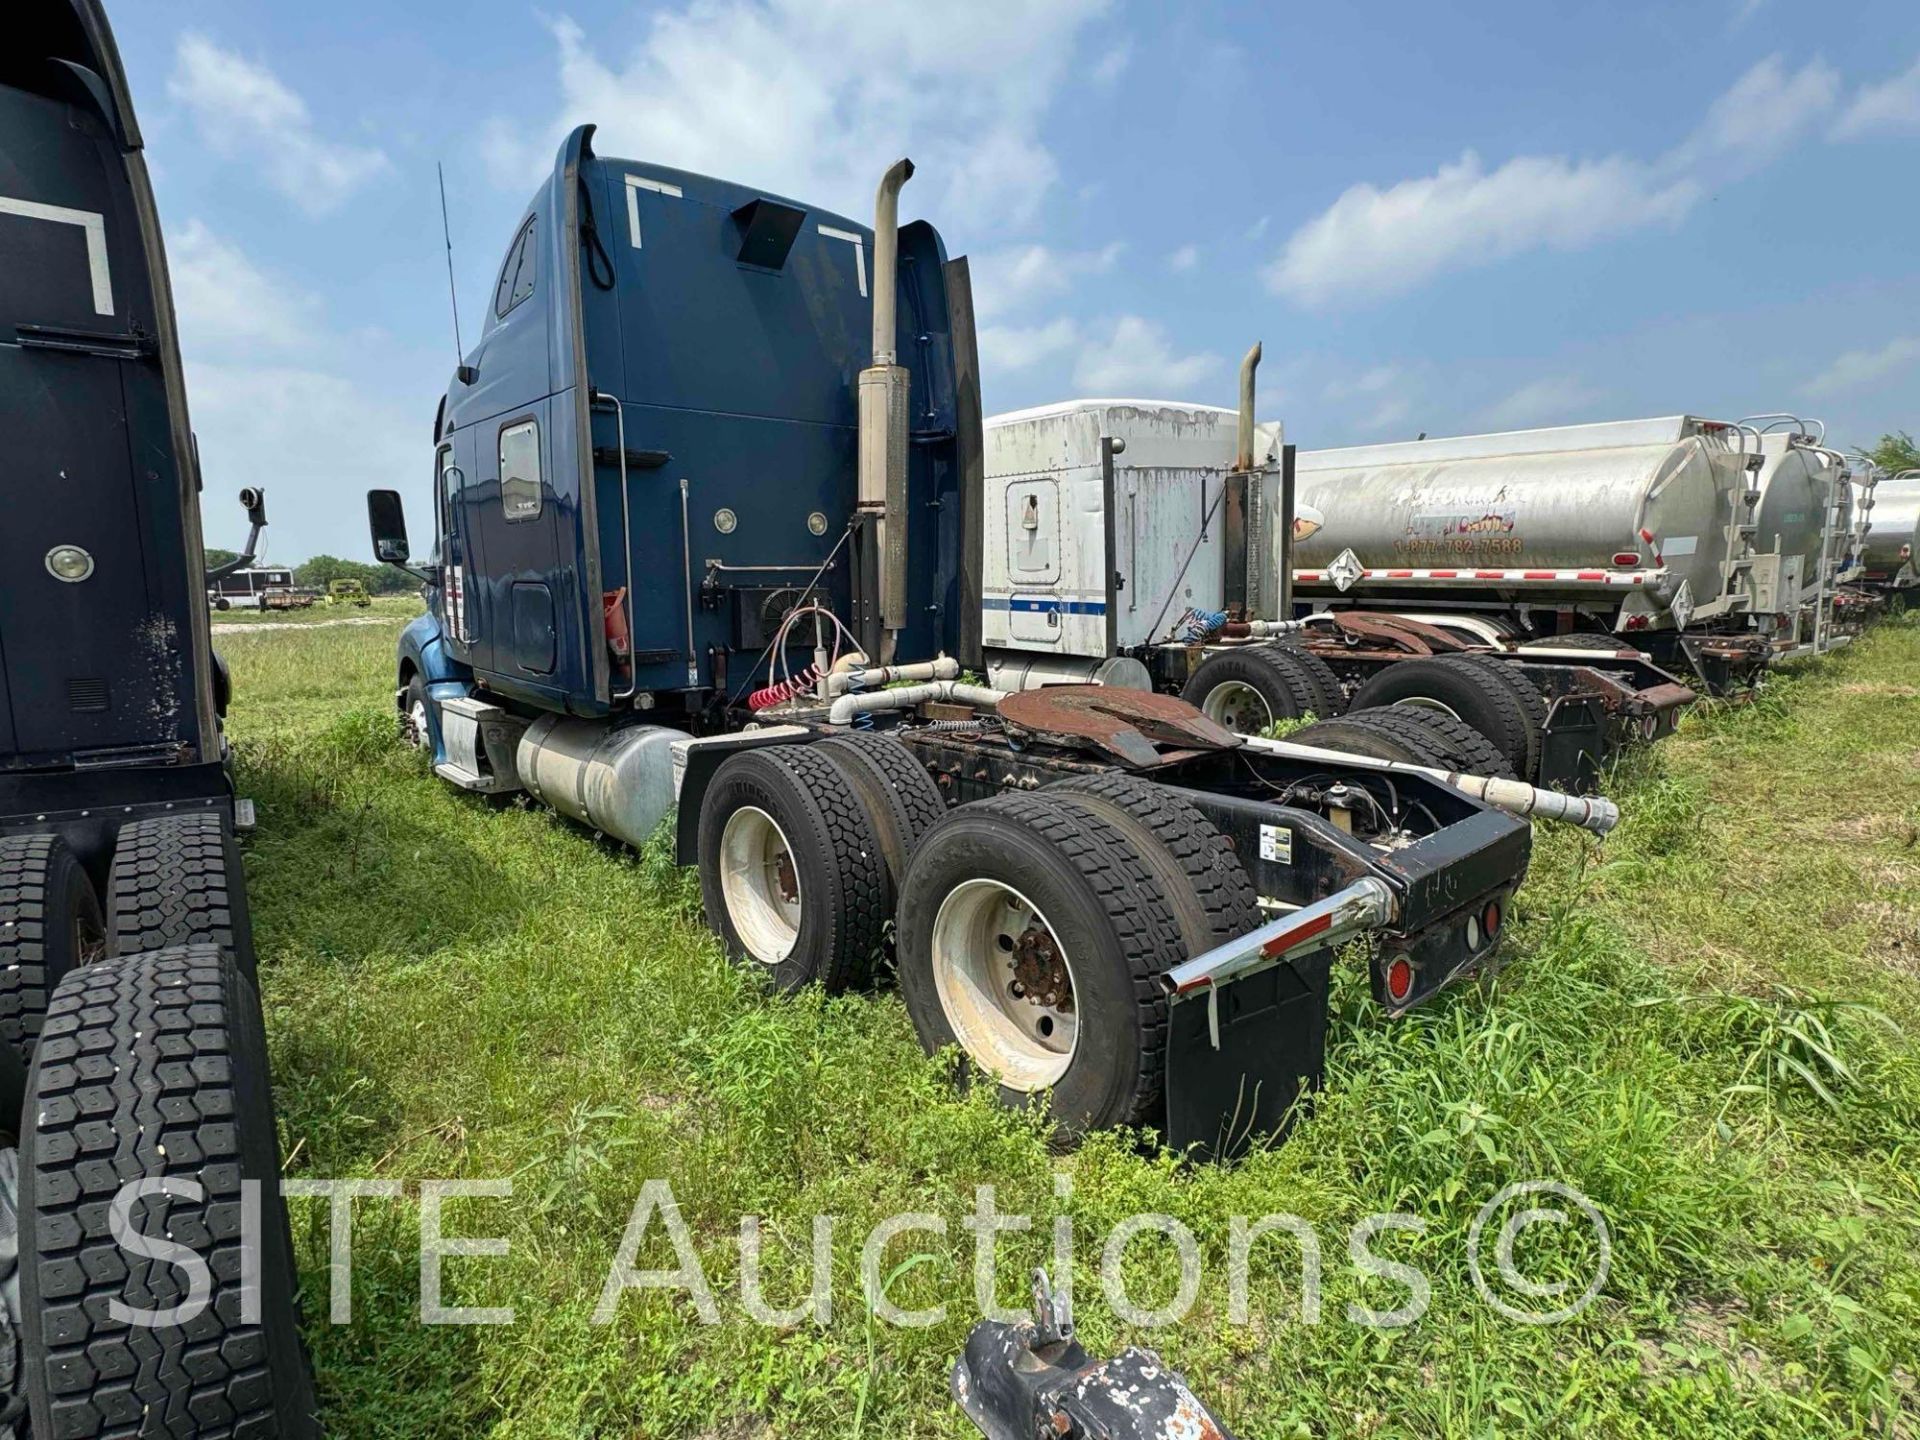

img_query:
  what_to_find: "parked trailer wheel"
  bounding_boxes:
[20,945,319,1438]
[1348,655,1534,777]
[0,834,106,1081]
[897,794,1184,1133]
[1180,646,1334,735]
[697,746,889,992]
[1476,661,1549,782]
[813,732,948,889]
[106,812,256,979]
[1045,773,1260,953]
[1288,717,1447,768]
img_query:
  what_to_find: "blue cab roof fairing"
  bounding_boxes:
[434,126,972,714]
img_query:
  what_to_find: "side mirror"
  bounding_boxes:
[239,486,267,527]
[367,489,410,565]
[455,364,479,386]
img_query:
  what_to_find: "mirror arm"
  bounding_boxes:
[206,517,266,584]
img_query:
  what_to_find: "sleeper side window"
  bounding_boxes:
[500,420,541,522]
[492,219,536,319]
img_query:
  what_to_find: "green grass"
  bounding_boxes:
[224,614,1920,1438]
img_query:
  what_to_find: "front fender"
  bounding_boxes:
[397,610,473,764]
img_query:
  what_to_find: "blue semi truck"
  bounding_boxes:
[369,126,1624,1159]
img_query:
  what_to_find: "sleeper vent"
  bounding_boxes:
[731,199,807,271]
[67,678,110,713]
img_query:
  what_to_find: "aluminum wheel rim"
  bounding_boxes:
[1200,680,1274,735]
[1393,696,1461,721]
[406,697,430,748]
[930,879,1078,1091]
[720,806,802,965]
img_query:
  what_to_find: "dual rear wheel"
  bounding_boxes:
[696,743,1261,1133]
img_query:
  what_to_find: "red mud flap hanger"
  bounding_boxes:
[953,1269,1237,1439]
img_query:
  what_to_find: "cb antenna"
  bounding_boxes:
[437,161,464,364]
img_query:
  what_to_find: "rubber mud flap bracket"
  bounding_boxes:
[953,1269,1238,1438]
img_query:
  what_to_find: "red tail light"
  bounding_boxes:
[1624,614,1650,631]
[1385,957,1413,1002]
[1483,899,1503,937]
[1612,551,1640,567]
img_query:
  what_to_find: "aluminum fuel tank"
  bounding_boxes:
[1293,416,1755,628]
[1750,433,1842,603]
[1861,475,1920,585]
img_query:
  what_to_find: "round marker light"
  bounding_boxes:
[1482,899,1503,938]
[1385,957,1413,1002]
[45,545,94,583]
[807,511,829,536]
[713,508,738,534]
[1466,915,1483,950]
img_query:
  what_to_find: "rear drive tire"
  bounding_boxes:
[21,945,319,1438]
[1349,655,1533,777]
[0,834,106,1081]
[1181,646,1330,734]
[1338,706,1516,779]
[1045,773,1260,955]
[106,813,256,980]
[897,793,1184,1134]
[697,746,889,992]
[1478,661,1549,781]
[1519,632,1630,653]
[812,733,947,891]
[1289,717,1446,768]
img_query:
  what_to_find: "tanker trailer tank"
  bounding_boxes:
[1861,472,1920,589]
[1290,415,1771,678]
[1741,423,1850,657]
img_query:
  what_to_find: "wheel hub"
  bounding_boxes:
[1009,927,1072,1010]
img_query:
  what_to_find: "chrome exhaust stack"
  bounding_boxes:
[858,158,915,661]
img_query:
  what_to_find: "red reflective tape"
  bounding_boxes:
[1523,571,1557,580]
[1476,569,1505,579]
[1386,569,1414,578]
[1297,572,1321,581]
[1430,569,1457,578]
[1260,910,1333,958]
[1576,571,1605,580]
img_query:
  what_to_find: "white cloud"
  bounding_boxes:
[1322,365,1399,401]
[1091,41,1132,87]
[168,220,313,351]
[1804,337,1920,397]
[485,1,1109,229]
[168,35,388,215]
[1265,54,1845,308]
[1168,244,1199,273]
[1073,315,1218,394]
[1833,55,1920,139]
[979,317,1079,373]
[1245,215,1270,241]
[1266,150,1699,306]
[970,241,1122,320]
[1479,375,1601,429]
[1675,54,1839,170]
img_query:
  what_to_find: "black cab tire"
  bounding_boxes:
[1181,646,1333,734]
[1288,716,1444,767]
[1348,655,1534,776]
[697,745,889,992]
[21,945,319,1438]
[896,793,1185,1134]
[812,733,947,891]
[1478,661,1549,781]
[1045,773,1260,955]
[1338,706,1515,779]
[0,834,106,1078]
[107,812,256,980]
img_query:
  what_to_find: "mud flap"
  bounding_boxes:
[1164,946,1332,1161]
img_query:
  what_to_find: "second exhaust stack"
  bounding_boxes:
[859,158,915,650]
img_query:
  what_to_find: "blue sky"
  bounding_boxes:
[105,0,1920,559]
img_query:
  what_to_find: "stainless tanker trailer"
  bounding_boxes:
[1742,422,1856,654]
[1862,472,1920,589]
[1291,416,1784,688]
